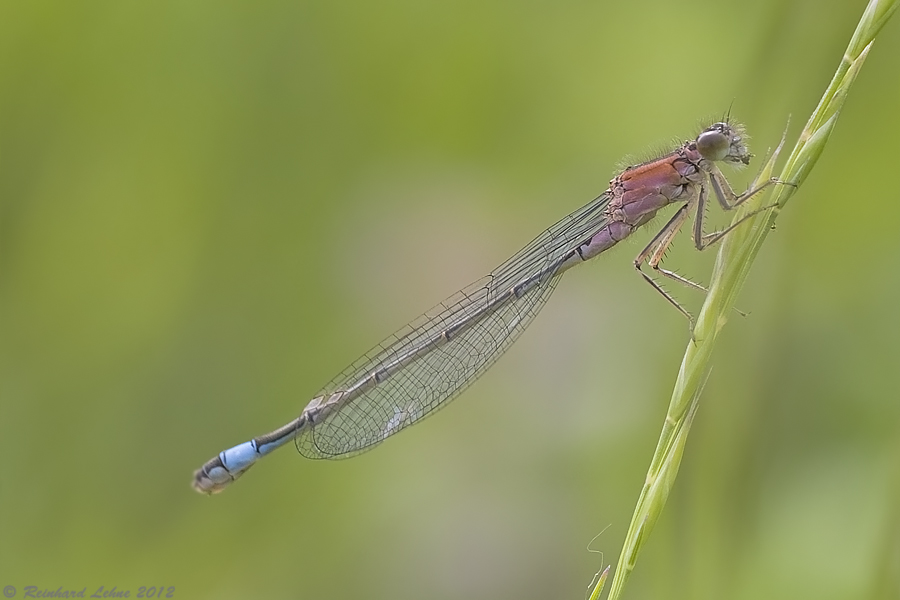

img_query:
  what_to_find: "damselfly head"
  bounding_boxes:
[695,122,750,166]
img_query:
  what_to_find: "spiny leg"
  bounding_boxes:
[693,175,780,251]
[639,186,751,324]
[696,205,776,249]
[708,170,778,210]
[633,203,697,323]
[647,206,709,294]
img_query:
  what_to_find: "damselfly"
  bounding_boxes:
[193,120,779,494]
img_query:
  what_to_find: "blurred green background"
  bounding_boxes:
[1,1,898,599]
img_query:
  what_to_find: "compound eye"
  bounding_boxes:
[696,130,729,161]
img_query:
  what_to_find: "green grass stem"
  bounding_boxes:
[601,1,898,598]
